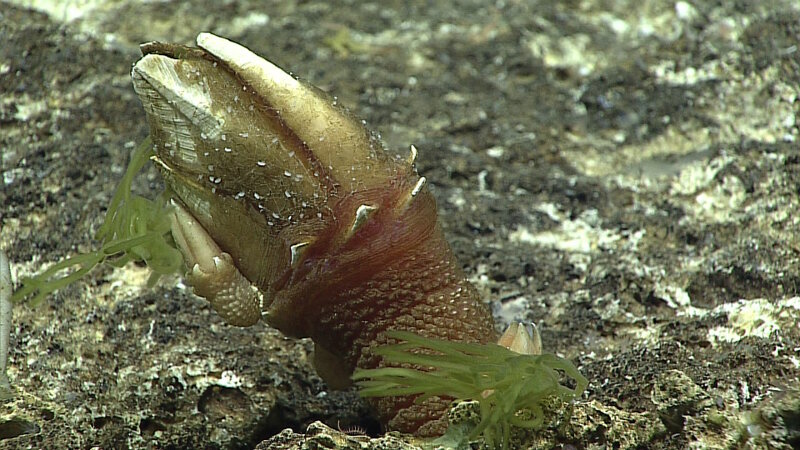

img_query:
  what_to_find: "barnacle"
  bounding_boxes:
[130,32,500,435]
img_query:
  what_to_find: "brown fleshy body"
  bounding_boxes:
[131,33,496,435]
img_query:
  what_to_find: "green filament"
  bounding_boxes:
[353,331,588,449]
[11,138,183,306]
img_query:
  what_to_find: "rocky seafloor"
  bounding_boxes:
[1,0,799,449]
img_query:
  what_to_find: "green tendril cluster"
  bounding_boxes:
[352,331,588,449]
[11,138,184,306]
